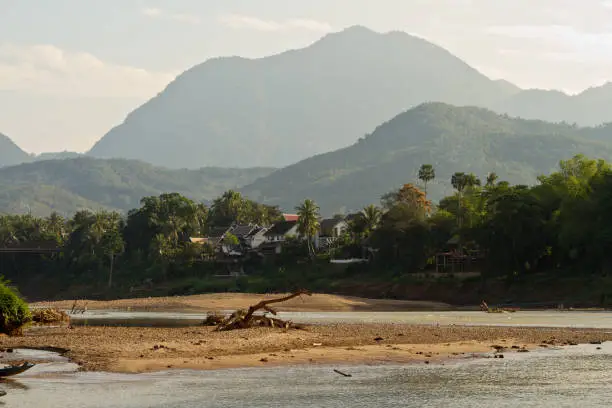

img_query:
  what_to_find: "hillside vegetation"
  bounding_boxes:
[0,158,275,215]
[241,103,612,214]
[88,26,612,169]
[88,26,517,168]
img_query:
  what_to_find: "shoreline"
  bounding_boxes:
[2,323,611,374]
[30,293,456,313]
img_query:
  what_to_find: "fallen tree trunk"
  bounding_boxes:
[215,290,312,331]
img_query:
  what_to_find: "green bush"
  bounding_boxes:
[0,281,32,336]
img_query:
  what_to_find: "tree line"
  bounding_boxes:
[1,154,611,298]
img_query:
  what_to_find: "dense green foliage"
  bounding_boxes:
[0,157,275,216]
[0,280,32,335]
[2,155,612,307]
[0,190,283,299]
[242,103,612,214]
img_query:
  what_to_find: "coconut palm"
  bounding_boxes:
[418,164,436,197]
[295,199,320,257]
[486,172,499,187]
[361,204,382,235]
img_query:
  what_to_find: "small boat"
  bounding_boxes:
[0,390,5,397]
[0,362,35,377]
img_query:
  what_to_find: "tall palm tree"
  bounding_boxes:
[361,204,382,235]
[418,164,436,197]
[295,199,320,257]
[486,172,499,187]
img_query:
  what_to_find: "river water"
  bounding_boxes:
[70,310,612,329]
[4,311,612,406]
[3,342,611,407]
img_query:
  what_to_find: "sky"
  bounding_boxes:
[1,0,612,154]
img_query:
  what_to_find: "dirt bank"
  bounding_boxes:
[31,293,455,312]
[2,324,610,373]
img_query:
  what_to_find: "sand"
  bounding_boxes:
[31,293,454,312]
[2,323,610,373]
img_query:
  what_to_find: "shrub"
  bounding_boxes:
[0,281,32,335]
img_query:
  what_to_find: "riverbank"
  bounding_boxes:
[30,293,455,312]
[2,323,610,373]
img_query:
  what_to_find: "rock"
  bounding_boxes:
[517,348,529,353]
[590,341,602,345]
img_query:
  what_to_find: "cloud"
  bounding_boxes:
[141,7,200,25]
[218,14,332,32]
[0,43,177,98]
[486,24,612,61]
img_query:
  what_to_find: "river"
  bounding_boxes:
[3,342,611,407]
[4,310,612,407]
[69,309,612,329]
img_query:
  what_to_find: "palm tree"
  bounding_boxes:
[361,204,382,235]
[486,172,499,187]
[295,199,320,257]
[418,164,436,197]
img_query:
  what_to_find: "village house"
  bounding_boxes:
[315,218,349,250]
[259,220,299,255]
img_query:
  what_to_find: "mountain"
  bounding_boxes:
[0,158,275,216]
[491,83,612,126]
[88,26,517,169]
[34,151,83,161]
[0,133,31,168]
[240,103,612,215]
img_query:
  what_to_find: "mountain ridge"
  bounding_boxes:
[87,26,519,168]
[240,102,612,214]
[0,132,32,168]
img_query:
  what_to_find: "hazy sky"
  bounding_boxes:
[1,0,612,153]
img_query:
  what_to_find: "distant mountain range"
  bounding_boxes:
[0,158,274,216]
[85,26,612,169]
[0,132,86,168]
[241,103,612,214]
[3,104,612,216]
[0,133,31,167]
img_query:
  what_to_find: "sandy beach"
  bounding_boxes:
[30,293,455,312]
[2,323,611,373]
[5,293,610,373]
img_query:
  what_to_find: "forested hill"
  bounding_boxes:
[86,25,612,170]
[241,103,612,214]
[87,25,517,168]
[0,132,31,168]
[0,158,275,216]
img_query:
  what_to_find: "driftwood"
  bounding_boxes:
[69,300,88,315]
[333,369,352,377]
[214,290,312,331]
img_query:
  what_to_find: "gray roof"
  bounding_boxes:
[264,220,298,236]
